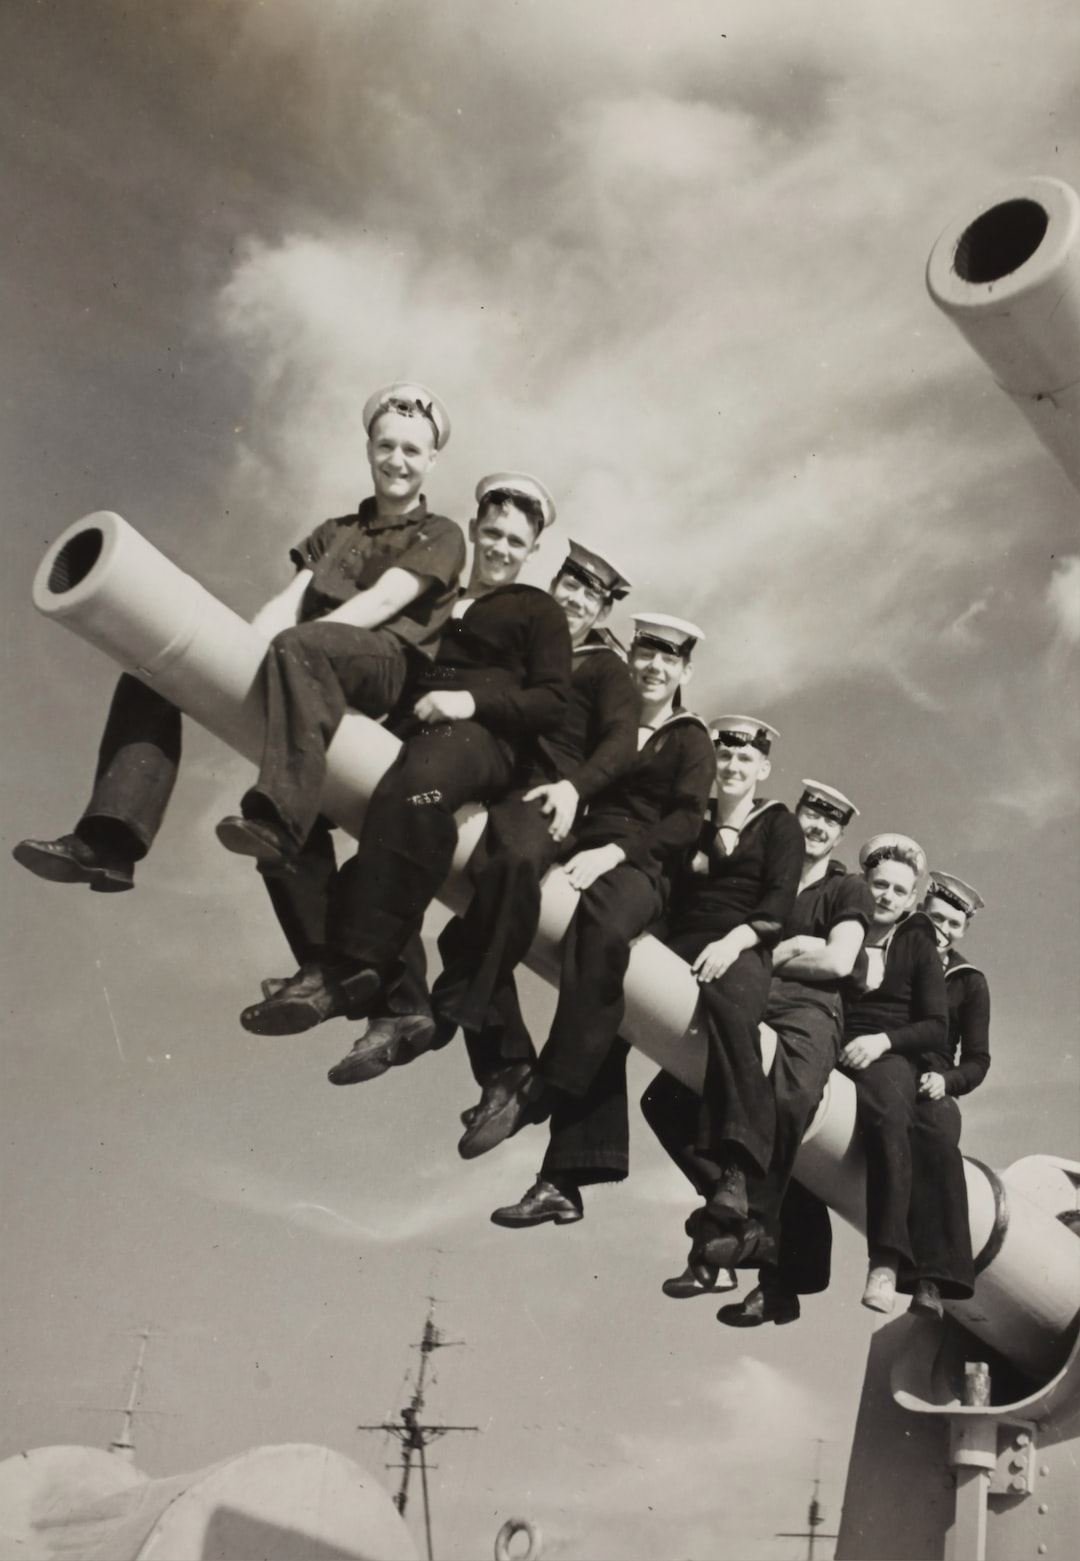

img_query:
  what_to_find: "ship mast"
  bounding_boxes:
[357,1299,478,1561]
[776,1442,838,1561]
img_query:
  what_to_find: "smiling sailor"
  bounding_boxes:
[235,471,572,1037]
[641,716,805,1279]
[459,613,716,1228]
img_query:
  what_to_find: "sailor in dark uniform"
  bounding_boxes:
[838,834,968,1317]
[640,719,805,1277]
[14,382,462,901]
[326,539,637,1085]
[713,781,875,1324]
[457,615,716,1227]
[896,870,991,1315]
[236,472,572,1036]
[919,871,991,1102]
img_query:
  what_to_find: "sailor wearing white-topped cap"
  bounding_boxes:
[711,779,874,1323]
[459,614,717,1224]
[919,872,991,1101]
[641,717,804,1279]
[15,380,464,915]
[235,470,572,1036]
[327,537,638,1085]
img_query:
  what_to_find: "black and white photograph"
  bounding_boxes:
[1,3,1078,1559]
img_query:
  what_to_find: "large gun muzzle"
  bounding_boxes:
[926,176,1080,492]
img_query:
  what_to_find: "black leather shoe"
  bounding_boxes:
[661,1263,738,1299]
[709,1161,749,1222]
[241,962,381,1035]
[327,1013,438,1085]
[491,1178,583,1228]
[717,1282,801,1328]
[216,815,294,867]
[457,1065,551,1160]
[687,1213,776,1273]
[12,833,135,892]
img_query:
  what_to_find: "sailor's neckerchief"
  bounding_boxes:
[862,908,936,994]
[636,707,711,753]
[707,794,786,857]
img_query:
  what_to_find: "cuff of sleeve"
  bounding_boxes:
[748,916,783,949]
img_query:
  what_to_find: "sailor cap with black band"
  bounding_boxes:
[797,778,859,826]
[859,832,927,878]
[475,471,557,532]
[710,715,779,755]
[630,613,704,658]
[559,539,632,601]
[926,870,985,917]
[362,381,451,450]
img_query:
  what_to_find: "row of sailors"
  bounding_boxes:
[14,381,991,1325]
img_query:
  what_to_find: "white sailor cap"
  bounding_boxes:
[559,539,632,601]
[710,715,779,755]
[362,381,451,450]
[475,471,557,531]
[859,832,927,878]
[926,871,985,917]
[630,613,704,658]
[797,778,859,825]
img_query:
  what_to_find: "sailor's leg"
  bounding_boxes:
[850,1054,917,1265]
[330,720,516,975]
[640,1069,717,1197]
[541,1039,632,1186]
[767,1179,834,1296]
[432,794,560,1035]
[259,815,338,967]
[902,1096,974,1298]
[750,985,842,1238]
[79,673,183,859]
[242,622,409,849]
[691,947,776,1181]
[538,862,663,1097]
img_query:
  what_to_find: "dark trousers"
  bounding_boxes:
[901,1096,974,1298]
[432,792,563,1057]
[243,621,410,849]
[329,720,516,973]
[850,1053,918,1264]
[645,933,775,1181]
[773,1093,974,1299]
[535,862,665,1183]
[751,980,842,1238]
[78,674,182,857]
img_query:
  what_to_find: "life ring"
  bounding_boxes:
[494,1515,542,1561]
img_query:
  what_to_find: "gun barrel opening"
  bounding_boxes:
[46,527,104,595]
[953,198,1049,284]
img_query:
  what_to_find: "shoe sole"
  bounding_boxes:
[216,818,290,866]
[13,841,134,891]
[490,1207,583,1228]
[458,1094,532,1160]
[327,1044,401,1085]
[861,1290,896,1314]
[662,1275,739,1300]
[243,969,381,1036]
[716,1305,800,1328]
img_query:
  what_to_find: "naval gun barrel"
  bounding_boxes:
[926,175,1080,492]
[32,512,1080,1379]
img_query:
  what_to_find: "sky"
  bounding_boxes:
[1,2,1078,1558]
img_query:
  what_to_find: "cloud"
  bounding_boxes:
[213,0,1078,720]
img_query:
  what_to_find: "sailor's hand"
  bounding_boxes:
[691,936,742,984]
[562,843,626,891]
[841,1033,892,1071]
[414,691,477,724]
[523,780,580,842]
[918,1071,946,1100]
